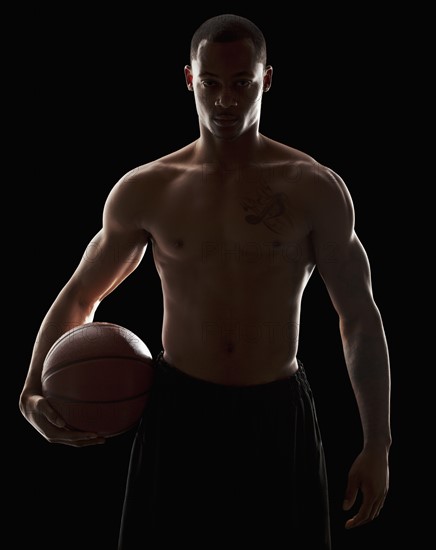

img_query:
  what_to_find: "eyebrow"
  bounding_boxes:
[198,71,255,78]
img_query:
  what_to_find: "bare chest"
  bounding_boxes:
[149,167,311,264]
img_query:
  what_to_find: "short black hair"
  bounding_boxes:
[190,14,267,66]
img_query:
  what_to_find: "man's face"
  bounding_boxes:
[185,39,272,140]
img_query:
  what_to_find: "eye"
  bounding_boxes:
[236,80,252,87]
[201,80,217,87]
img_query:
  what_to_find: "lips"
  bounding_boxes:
[213,115,239,126]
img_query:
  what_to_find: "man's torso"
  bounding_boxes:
[128,139,320,384]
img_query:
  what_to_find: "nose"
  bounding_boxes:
[214,92,238,108]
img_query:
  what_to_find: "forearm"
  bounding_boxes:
[340,312,391,450]
[21,231,146,397]
[21,285,99,395]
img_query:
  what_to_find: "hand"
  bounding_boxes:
[19,392,106,447]
[342,447,389,529]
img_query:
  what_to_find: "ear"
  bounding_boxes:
[184,65,194,91]
[263,65,273,92]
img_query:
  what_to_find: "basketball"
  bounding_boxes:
[41,322,155,437]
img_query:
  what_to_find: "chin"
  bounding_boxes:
[211,126,244,141]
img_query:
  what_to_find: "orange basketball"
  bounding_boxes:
[41,322,154,437]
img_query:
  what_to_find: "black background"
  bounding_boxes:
[10,5,417,549]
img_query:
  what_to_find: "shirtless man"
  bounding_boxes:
[19,14,391,549]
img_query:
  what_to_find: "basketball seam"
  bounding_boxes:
[44,388,153,404]
[41,356,153,385]
[44,322,144,363]
[44,323,114,356]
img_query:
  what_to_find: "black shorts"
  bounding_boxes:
[118,352,331,549]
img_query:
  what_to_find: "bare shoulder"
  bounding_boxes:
[263,137,355,235]
[264,137,348,190]
[103,143,196,232]
[273,138,352,203]
[113,143,196,195]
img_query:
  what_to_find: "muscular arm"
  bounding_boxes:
[19,172,150,444]
[309,165,391,527]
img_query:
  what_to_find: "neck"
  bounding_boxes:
[195,125,266,168]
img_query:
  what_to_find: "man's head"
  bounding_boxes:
[185,14,273,141]
[189,14,267,67]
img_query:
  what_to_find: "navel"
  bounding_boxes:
[225,340,235,354]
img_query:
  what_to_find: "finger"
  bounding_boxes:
[44,407,67,428]
[26,396,67,429]
[45,427,107,447]
[32,415,107,446]
[371,494,387,520]
[345,497,381,529]
[343,482,358,511]
[51,435,107,447]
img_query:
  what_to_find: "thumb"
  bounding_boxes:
[343,482,358,511]
[40,398,67,428]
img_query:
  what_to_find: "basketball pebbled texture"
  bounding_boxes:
[41,322,154,437]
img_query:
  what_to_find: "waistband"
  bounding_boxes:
[152,350,311,395]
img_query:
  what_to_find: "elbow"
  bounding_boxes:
[339,306,384,338]
[60,282,101,322]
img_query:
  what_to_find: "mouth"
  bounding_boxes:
[213,115,239,127]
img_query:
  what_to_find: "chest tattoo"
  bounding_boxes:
[240,181,293,235]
